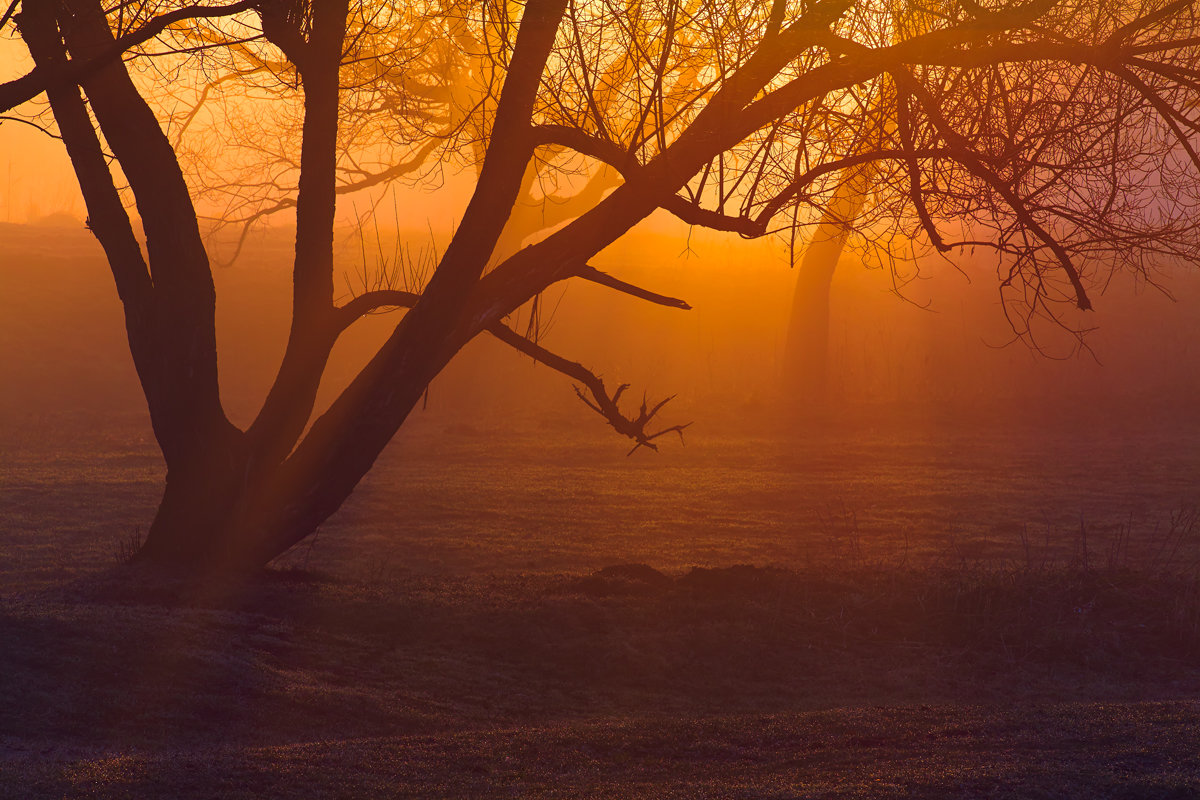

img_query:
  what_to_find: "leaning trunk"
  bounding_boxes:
[783,230,841,409]
[781,166,871,413]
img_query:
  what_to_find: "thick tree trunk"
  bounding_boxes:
[128,418,249,570]
[135,478,294,574]
[136,472,241,569]
[130,336,449,574]
[128,0,574,574]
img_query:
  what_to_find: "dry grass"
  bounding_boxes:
[2,561,1200,797]
[8,702,1200,799]
[5,416,1200,796]
[5,236,1200,798]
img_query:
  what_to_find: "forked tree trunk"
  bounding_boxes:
[136,457,246,568]
[126,0,571,574]
[22,0,922,575]
[132,329,449,573]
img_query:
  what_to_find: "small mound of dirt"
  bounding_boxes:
[568,563,671,596]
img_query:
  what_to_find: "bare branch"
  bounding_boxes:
[660,195,766,237]
[258,0,310,69]
[0,0,257,114]
[0,0,19,32]
[532,124,637,172]
[487,321,689,454]
[895,69,1094,310]
[0,113,62,140]
[335,288,419,333]
[576,264,692,310]
[1105,0,1193,46]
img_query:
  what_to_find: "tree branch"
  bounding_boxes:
[421,0,570,298]
[896,68,1093,310]
[335,288,420,333]
[258,0,310,70]
[0,0,19,32]
[660,195,766,237]
[57,0,239,460]
[487,321,689,454]
[18,0,151,308]
[0,0,257,114]
[576,264,691,310]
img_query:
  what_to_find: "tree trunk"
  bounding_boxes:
[783,225,843,410]
[129,0,575,574]
[781,166,871,413]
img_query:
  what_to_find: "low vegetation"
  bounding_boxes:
[4,559,1199,797]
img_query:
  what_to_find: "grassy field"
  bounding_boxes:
[3,561,1200,797]
[7,417,1200,585]
[4,226,1200,796]
[5,419,1200,796]
[5,412,1200,797]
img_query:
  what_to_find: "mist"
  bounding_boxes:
[6,217,1200,435]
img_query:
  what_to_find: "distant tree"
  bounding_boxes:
[3,0,1199,572]
[781,5,904,409]
[782,159,873,407]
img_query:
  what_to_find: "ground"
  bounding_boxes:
[3,559,1199,798]
[5,422,1200,797]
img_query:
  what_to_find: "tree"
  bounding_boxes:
[782,161,872,407]
[781,5,905,410]
[4,0,1200,573]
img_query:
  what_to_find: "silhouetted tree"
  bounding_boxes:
[4,0,1200,572]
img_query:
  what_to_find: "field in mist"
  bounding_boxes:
[5,220,1200,583]
[9,415,1200,589]
[4,222,1200,796]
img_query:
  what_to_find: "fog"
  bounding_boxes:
[4,15,1198,441]
[4,217,1200,439]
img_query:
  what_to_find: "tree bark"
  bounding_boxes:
[22,0,246,570]
[248,0,349,466]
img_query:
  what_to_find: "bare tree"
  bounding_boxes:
[5,0,1200,572]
